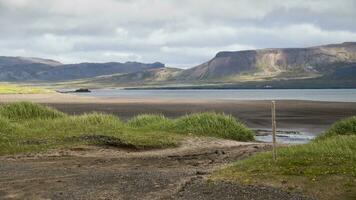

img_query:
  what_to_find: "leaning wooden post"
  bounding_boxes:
[271,101,277,161]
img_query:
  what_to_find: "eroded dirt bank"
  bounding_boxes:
[0,138,313,200]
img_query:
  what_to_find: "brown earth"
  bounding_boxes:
[0,137,313,200]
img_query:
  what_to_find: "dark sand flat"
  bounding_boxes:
[1,93,355,134]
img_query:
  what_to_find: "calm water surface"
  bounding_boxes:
[75,89,356,102]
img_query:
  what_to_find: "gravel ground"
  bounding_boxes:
[0,138,314,200]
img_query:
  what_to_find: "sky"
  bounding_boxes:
[0,0,356,68]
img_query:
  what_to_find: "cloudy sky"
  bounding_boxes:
[0,0,356,68]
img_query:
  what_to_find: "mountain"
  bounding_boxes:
[35,62,165,81]
[114,42,356,88]
[0,56,164,82]
[0,56,62,67]
[1,42,356,88]
[84,67,182,86]
[175,42,356,82]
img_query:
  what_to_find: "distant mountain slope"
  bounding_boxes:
[176,42,356,81]
[36,62,165,81]
[0,56,62,67]
[0,56,61,81]
[88,42,356,88]
[84,67,182,86]
[1,42,356,89]
[0,56,165,82]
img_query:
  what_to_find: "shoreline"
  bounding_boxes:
[1,93,356,135]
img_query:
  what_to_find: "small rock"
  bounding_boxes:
[196,171,207,175]
[215,150,225,155]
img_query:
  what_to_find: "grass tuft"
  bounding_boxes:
[0,102,67,120]
[322,116,356,137]
[175,112,254,141]
[127,114,174,130]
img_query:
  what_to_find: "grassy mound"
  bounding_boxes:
[128,114,173,129]
[175,112,253,141]
[323,116,356,137]
[213,119,356,200]
[0,102,254,155]
[22,113,123,136]
[0,102,67,120]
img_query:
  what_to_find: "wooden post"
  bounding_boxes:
[271,101,277,161]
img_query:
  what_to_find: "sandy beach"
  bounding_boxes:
[1,93,356,135]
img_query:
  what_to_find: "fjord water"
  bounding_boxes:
[76,89,356,102]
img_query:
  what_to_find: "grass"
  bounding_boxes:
[174,112,253,141]
[0,84,51,94]
[213,117,356,200]
[0,102,253,155]
[127,114,174,130]
[322,116,356,137]
[0,102,66,120]
[127,112,254,141]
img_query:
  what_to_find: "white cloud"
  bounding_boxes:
[0,0,355,67]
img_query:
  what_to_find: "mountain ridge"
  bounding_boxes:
[0,56,165,82]
[0,42,356,88]
[176,42,356,81]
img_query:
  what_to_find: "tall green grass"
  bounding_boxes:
[0,102,66,120]
[175,112,253,141]
[213,116,356,200]
[0,102,254,155]
[323,116,356,137]
[128,114,174,130]
[128,112,254,141]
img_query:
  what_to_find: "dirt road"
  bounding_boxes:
[0,138,313,200]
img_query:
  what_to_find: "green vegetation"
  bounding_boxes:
[213,117,356,200]
[175,112,253,141]
[323,116,356,137]
[0,102,253,155]
[0,102,66,120]
[128,112,253,141]
[0,84,51,94]
[128,114,174,130]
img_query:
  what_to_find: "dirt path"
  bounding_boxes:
[0,138,313,200]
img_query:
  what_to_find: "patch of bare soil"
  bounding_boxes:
[0,137,314,200]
